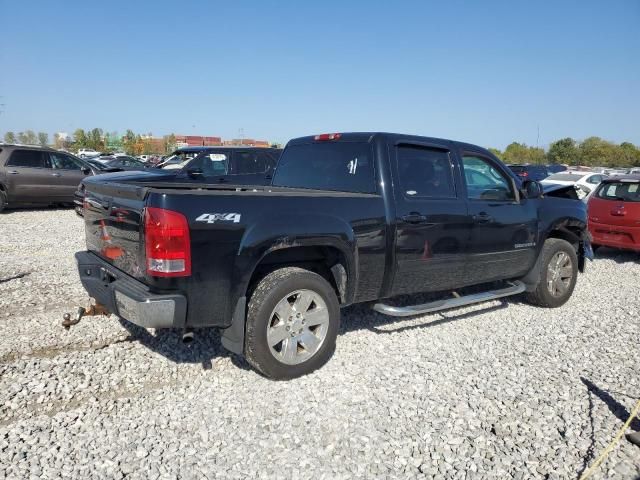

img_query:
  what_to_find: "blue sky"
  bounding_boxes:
[1,0,638,149]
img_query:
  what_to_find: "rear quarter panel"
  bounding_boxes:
[148,190,388,328]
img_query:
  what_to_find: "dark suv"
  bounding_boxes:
[507,164,549,181]
[0,144,95,212]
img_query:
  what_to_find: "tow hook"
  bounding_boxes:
[62,302,111,329]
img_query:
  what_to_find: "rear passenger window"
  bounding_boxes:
[396,145,456,198]
[6,150,47,168]
[233,151,270,175]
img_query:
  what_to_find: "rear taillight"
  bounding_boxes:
[314,133,342,141]
[144,207,191,277]
[518,171,529,177]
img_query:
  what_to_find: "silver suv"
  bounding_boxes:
[0,145,95,212]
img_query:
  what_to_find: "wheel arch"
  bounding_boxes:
[244,243,355,305]
[222,229,357,355]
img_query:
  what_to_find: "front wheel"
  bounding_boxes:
[244,267,340,380]
[525,238,578,308]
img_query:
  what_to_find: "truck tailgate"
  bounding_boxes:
[83,182,147,280]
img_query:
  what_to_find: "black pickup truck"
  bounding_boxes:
[74,132,592,379]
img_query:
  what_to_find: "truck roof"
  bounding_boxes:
[287,132,493,155]
[175,146,279,152]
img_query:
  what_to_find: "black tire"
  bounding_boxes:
[244,267,340,380]
[592,244,601,254]
[0,191,6,213]
[525,238,578,308]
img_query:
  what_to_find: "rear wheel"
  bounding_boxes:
[525,238,578,308]
[244,267,340,379]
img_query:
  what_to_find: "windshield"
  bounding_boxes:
[87,160,107,170]
[596,181,640,202]
[508,165,526,172]
[186,152,229,175]
[546,173,583,181]
[162,151,200,167]
[272,142,376,194]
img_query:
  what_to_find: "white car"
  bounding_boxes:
[541,171,607,199]
[77,148,101,158]
[608,169,629,177]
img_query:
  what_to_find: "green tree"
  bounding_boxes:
[502,142,545,165]
[488,148,503,160]
[618,142,640,167]
[17,130,37,145]
[73,129,88,151]
[163,133,177,153]
[122,129,137,155]
[546,137,577,165]
[3,131,16,143]
[87,128,104,151]
[578,137,619,167]
[38,132,49,146]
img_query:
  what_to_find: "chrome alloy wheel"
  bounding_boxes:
[546,251,573,297]
[266,289,330,365]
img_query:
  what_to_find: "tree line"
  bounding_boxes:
[489,137,640,168]
[3,129,640,167]
[2,128,177,156]
[3,130,49,147]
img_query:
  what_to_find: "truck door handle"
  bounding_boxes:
[402,213,428,224]
[7,170,18,174]
[473,212,494,223]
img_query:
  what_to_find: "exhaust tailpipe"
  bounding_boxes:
[182,330,194,344]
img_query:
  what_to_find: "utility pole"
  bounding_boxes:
[536,125,540,164]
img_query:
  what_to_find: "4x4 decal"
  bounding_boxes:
[195,213,241,224]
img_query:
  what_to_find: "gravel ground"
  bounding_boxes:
[1,208,639,479]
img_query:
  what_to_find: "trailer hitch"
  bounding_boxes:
[62,302,111,329]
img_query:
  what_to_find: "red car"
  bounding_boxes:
[588,175,640,252]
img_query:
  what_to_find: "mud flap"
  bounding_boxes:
[220,297,246,355]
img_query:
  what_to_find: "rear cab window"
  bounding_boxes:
[596,181,640,202]
[272,142,376,194]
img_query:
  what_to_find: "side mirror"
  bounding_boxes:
[82,167,91,175]
[522,180,543,199]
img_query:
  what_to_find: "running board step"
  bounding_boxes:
[372,281,526,317]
